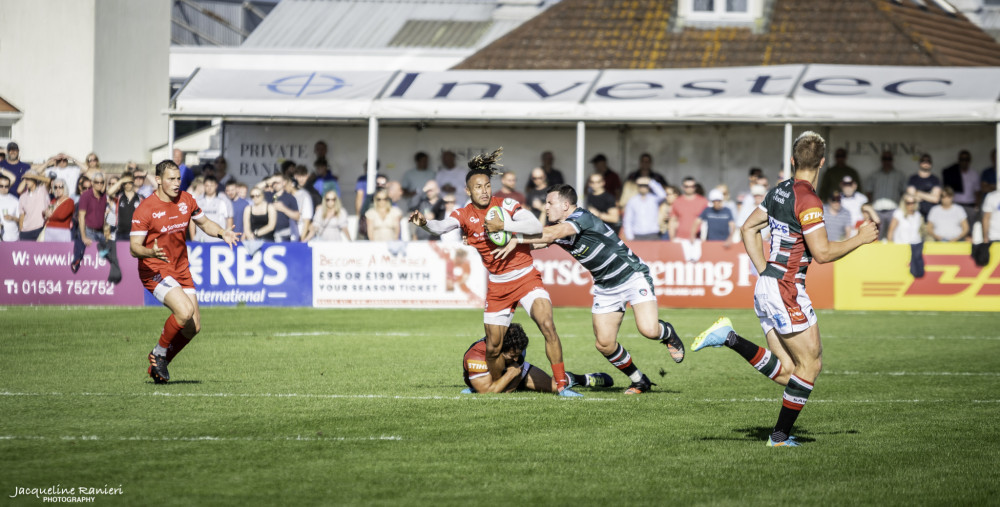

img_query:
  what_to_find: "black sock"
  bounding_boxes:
[725,330,761,362]
[772,375,814,442]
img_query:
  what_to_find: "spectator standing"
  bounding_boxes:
[40,153,83,199]
[589,154,622,199]
[818,147,860,201]
[81,152,102,181]
[0,142,31,197]
[626,153,667,187]
[669,177,709,241]
[715,184,738,218]
[435,150,467,206]
[926,187,969,242]
[908,153,942,218]
[888,196,924,244]
[364,188,402,241]
[192,176,233,242]
[839,176,872,232]
[493,171,526,205]
[981,149,997,198]
[982,187,1000,242]
[18,172,50,241]
[0,174,21,241]
[585,173,621,233]
[941,150,978,222]
[866,151,907,240]
[693,188,736,243]
[173,149,193,192]
[310,158,340,199]
[823,191,852,242]
[304,190,352,242]
[293,174,315,240]
[401,151,435,200]
[75,172,109,266]
[354,161,384,216]
[412,180,443,240]
[738,184,767,227]
[110,174,141,242]
[42,179,74,242]
[525,168,549,220]
[243,188,276,242]
[622,176,665,240]
[133,166,154,198]
[539,151,565,186]
[225,181,250,236]
[737,167,764,211]
[314,140,328,163]
[294,165,322,210]
[214,157,235,188]
[658,185,679,239]
[271,175,300,242]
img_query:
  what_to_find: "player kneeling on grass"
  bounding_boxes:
[130,160,240,384]
[691,131,877,447]
[463,323,613,393]
[492,183,686,394]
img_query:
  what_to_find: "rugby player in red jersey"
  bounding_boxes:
[131,160,240,383]
[462,323,612,394]
[691,132,877,446]
[410,149,582,397]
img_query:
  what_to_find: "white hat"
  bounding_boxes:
[750,184,767,196]
[708,189,724,202]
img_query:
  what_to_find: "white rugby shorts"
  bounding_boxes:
[591,271,657,315]
[753,276,817,336]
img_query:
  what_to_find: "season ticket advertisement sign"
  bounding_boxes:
[0,242,144,305]
[531,241,834,309]
[311,242,487,308]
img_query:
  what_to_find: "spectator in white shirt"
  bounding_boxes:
[888,196,924,245]
[926,187,969,242]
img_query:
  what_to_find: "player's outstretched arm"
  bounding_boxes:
[194,215,241,249]
[495,209,543,235]
[469,365,525,394]
[740,207,769,273]
[804,219,878,264]
[410,209,460,235]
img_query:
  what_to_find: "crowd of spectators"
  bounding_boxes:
[1,139,998,252]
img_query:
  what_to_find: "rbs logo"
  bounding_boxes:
[188,244,289,286]
[769,217,790,235]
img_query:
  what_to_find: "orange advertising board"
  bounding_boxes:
[835,242,1000,311]
[531,241,834,309]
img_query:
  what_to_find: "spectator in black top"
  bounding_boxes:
[941,149,978,222]
[590,154,622,200]
[585,173,621,234]
[907,153,942,219]
[539,151,564,186]
[626,152,667,187]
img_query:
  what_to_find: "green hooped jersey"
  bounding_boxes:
[554,207,650,289]
[759,178,826,284]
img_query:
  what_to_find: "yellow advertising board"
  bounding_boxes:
[835,242,1000,311]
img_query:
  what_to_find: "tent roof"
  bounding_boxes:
[169,65,1000,124]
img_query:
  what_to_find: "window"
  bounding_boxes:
[680,0,760,23]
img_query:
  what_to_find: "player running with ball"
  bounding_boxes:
[691,132,877,446]
[410,149,582,397]
[493,183,686,394]
[131,160,240,383]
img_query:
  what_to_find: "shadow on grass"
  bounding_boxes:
[697,426,859,443]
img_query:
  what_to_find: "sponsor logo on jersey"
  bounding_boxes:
[178,202,188,215]
[159,222,188,233]
[769,217,791,235]
[799,207,824,226]
[467,360,489,372]
[639,289,648,296]
[469,216,480,224]
[152,211,166,219]
[132,219,140,224]
[788,305,807,324]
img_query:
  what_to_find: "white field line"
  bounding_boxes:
[824,371,1000,376]
[822,334,1000,340]
[0,391,619,402]
[0,435,401,442]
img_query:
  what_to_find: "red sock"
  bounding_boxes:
[552,362,567,389]
[157,315,184,349]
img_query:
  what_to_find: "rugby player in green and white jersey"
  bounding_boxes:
[491,183,686,394]
[691,131,878,447]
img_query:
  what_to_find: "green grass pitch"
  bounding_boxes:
[1,306,998,506]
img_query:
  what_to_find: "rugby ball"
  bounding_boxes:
[485,206,512,246]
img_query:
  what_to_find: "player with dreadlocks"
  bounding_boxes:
[410,148,583,397]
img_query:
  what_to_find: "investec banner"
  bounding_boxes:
[835,242,1000,311]
[531,242,834,309]
[311,242,487,308]
[141,242,312,307]
[0,242,144,305]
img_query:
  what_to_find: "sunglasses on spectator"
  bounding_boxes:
[325,198,337,202]
[53,185,65,189]
[87,158,98,163]
[94,180,105,184]
[0,184,9,189]
[56,158,67,163]
[374,197,389,201]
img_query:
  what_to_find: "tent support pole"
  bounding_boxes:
[367,116,379,194]
[576,121,586,193]
[168,118,175,161]
[996,122,999,188]
[783,123,793,176]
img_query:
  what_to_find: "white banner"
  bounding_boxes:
[311,242,487,308]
